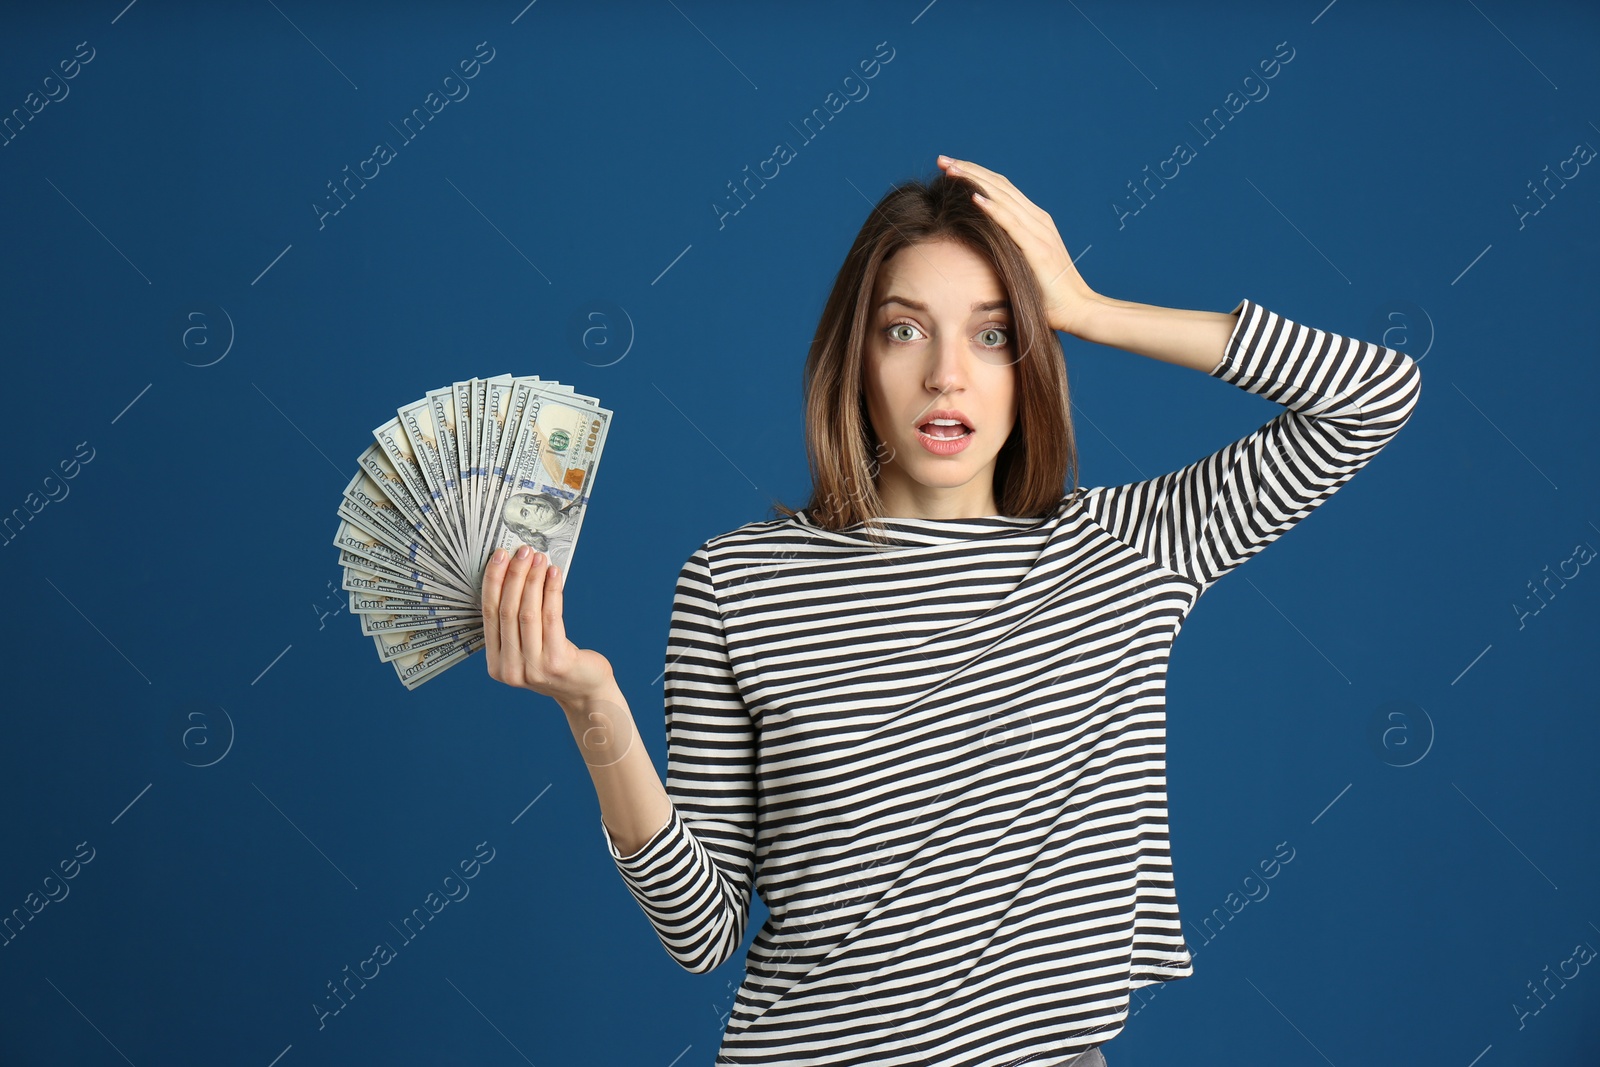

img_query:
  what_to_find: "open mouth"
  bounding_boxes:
[917,418,972,440]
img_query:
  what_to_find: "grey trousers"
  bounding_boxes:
[1068,1047,1107,1067]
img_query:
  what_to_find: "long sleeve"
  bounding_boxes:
[1083,298,1421,592]
[598,541,759,974]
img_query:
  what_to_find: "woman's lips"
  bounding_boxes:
[916,425,973,455]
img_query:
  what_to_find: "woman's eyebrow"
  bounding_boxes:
[879,296,1011,313]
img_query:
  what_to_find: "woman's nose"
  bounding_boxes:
[925,338,968,392]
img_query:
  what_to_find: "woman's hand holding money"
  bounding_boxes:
[482,544,614,705]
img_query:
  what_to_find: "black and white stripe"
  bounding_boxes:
[601,299,1421,1065]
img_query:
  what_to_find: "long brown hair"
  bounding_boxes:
[770,169,1079,538]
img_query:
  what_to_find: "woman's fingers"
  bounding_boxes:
[943,156,1032,214]
[498,546,535,682]
[481,547,509,671]
[936,153,1095,336]
[515,549,548,674]
[939,156,1065,272]
[939,156,1047,227]
[482,545,586,698]
[481,550,604,704]
[543,560,568,656]
[945,157,1060,261]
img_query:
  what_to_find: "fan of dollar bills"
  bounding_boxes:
[332,375,611,690]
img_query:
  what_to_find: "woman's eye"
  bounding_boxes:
[884,322,1008,346]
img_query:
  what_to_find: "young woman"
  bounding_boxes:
[478,156,1422,1067]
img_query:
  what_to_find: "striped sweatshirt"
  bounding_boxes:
[601,299,1421,1065]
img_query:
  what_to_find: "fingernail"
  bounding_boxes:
[490,548,507,565]
[515,544,531,560]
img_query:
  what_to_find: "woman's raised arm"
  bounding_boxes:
[937,153,1238,372]
[934,153,1422,592]
[1081,298,1422,592]
[1070,296,1239,374]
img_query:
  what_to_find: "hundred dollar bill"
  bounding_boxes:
[541,382,592,405]
[467,375,586,549]
[371,623,477,664]
[351,445,463,586]
[357,604,479,636]
[345,586,478,617]
[334,518,468,600]
[471,375,518,559]
[451,378,479,566]
[342,559,476,609]
[459,377,582,551]
[426,385,471,568]
[335,497,465,597]
[467,376,495,552]
[391,631,486,690]
[399,395,466,566]
[334,543,460,601]
[461,375,499,559]
[372,414,460,579]
[482,383,610,584]
[476,377,541,555]
[340,466,459,570]
[337,547,467,603]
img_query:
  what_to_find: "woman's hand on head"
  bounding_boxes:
[937,154,1099,338]
[481,544,613,705]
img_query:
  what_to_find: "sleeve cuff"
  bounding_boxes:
[1211,297,1256,377]
[600,805,681,874]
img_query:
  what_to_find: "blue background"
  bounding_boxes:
[1,1,1596,1064]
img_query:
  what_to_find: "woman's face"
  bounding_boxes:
[862,238,1018,518]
